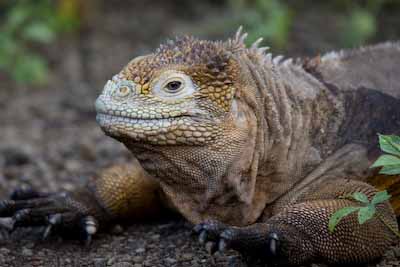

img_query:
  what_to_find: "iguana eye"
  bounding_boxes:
[152,71,195,99]
[163,77,185,94]
[164,80,183,92]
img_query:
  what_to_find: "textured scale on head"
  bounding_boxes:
[122,36,239,111]
[95,28,260,147]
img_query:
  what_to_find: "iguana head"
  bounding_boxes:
[96,29,273,225]
[96,36,243,146]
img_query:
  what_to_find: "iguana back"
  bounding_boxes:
[307,43,400,215]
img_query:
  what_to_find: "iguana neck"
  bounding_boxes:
[235,51,345,208]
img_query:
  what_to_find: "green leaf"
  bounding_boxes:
[371,154,400,168]
[6,4,32,32]
[358,205,376,224]
[12,53,48,85]
[379,134,400,157]
[22,22,56,43]
[352,192,369,204]
[371,191,391,205]
[0,35,18,68]
[379,165,400,175]
[341,9,376,47]
[329,206,359,233]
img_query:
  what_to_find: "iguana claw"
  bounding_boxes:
[194,220,282,262]
[0,187,102,242]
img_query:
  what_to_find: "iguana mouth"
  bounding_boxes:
[96,112,191,121]
[96,112,218,146]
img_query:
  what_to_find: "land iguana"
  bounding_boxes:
[1,28,400,266]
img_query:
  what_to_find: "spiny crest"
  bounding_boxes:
[122,35,236,84]
[154,36,231,68]
[124,26,272,77]
[121,27,276,94]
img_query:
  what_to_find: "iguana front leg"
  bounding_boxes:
[0,159,163,242]
[195,179,398,266]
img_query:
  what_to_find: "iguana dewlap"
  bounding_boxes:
[1,28,399,266]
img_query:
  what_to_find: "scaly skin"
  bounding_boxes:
[0,28,399,266]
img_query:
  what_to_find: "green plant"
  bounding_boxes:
[329,134,400,236]
[328,191,391,233]
[340,8,377,47]
[370,134,400,174]
[0,0,80,85]
[228,0,292,49]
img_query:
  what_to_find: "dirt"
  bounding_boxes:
[0,0,400,266]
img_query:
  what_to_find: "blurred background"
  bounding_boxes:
[0,0,400,196]
[1,0,400,87]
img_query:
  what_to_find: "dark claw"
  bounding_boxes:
[82,216,98,246]
[267,232,279,256]
[42,225,52,240]
[205,241,217,254]
[0,200,15,216]
[199,230,208,244]
[193,223,204,234]
[82,216,98,235]
[0,187,100,243]
[42,214,62,240]
[218,238,228,252]
[0,217,15,231]
[14,209,31,222]
[84,233,92,246]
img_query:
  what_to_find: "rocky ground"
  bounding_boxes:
[1,0,400,266]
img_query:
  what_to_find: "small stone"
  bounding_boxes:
[150,234,160,240]
[21,248,33,257]
[0,248,10,254]
[93,258,106,267]
[133,256,144,263]
[181,253,193,261]
[135,247,146,253]
[24,242,35,249]
[165,257,177,264]
[143,260,153,267]
[111,263,133,267]
[107,257,116,266]
[110,224,124,235]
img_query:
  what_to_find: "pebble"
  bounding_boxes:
[111,225,124,235]
[165,257,177,264]
[21,247,33,257]
[133,256,144,263]
[135,247,146,253]
[110,263,133,267]
[150,234,160,240]
[93,258,106,267]
[107,257,116,266]
[0,248,10,254]
[180,253,193,261]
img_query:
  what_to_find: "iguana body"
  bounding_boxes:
[0,29,399,266]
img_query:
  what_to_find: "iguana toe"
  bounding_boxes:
[195,220,284,263]
[0,188,103,243]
